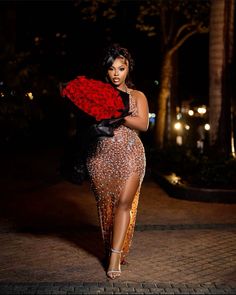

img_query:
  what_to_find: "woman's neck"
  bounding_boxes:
[117,84,128,93]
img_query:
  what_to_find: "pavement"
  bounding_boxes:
[0,144,236,294]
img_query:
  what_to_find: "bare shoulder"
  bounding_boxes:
[130,89,147,101]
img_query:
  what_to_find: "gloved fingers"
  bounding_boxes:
[89,124,114,138]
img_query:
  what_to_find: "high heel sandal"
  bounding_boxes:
[106,248,122,279]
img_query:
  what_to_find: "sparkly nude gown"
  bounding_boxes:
[86,90,146,259]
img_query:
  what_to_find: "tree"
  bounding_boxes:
[209,0,235,157]
[136,0,210,148]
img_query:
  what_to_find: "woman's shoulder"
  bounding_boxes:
[129,89,147,101]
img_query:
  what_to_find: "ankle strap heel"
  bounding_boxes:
[111,248,123,254]
[107,248,122,279]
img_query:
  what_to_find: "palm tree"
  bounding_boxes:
[209,0,235,156]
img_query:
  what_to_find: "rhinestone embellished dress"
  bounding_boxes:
[86,90,146,258]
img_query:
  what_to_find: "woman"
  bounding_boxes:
[86,44,149,279]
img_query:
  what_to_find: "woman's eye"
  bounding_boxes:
[120,67,125,71]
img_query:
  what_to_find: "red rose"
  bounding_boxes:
[61,76,125,121]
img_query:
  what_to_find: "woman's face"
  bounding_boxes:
[107,56,129,88]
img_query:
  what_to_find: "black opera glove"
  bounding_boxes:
[88,120,114,139]
[88,109,132,140]
[102,109,132,129]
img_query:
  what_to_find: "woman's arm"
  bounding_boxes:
[124,90,149,132]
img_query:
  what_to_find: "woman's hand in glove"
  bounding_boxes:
[103,109,132,128]
[88,121,114,139]
[88,109,132,140]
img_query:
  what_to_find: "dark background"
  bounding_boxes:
[0,0,209,148]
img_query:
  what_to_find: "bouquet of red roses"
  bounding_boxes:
[61,75,126,121]
[60,76,130,185]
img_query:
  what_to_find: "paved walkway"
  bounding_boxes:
[0,146,236,294]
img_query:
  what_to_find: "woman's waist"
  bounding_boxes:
[95,125,141,146]
[112,125,139,141]
[114,124,138,135]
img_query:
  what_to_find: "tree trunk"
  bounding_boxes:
[209,0,224,147]
[209,0,234,156]
[166,52,179,145]
[221,0,235,156]
[155,51,173,148]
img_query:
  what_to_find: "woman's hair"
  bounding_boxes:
[101,43,135,87]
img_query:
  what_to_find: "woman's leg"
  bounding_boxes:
[121,188,140,263]
[91,180,115,267]
[107,174,140,278]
